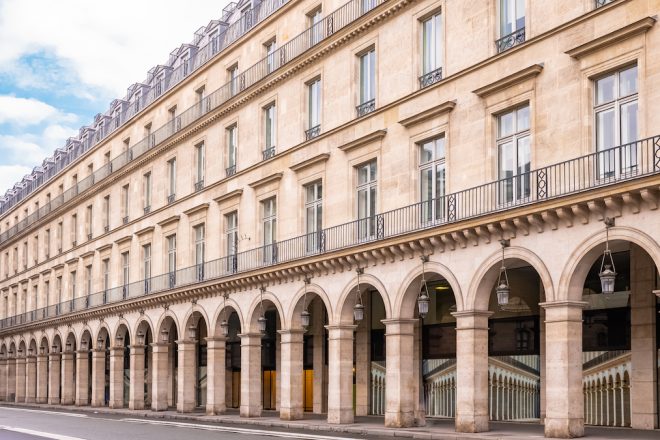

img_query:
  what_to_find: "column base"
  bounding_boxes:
[206,404,226,415]
[25,397,36,404]
[455,415,489,433]
[48,397,61,405]
[327,409,354,424]
[108,401,124,409]
[544,417,584,438]
[151,402,169,411]
[240,405,262,418]
[61,398,74,405]
[177,403,196,413]
[76,400,89,407]
[129,401,145,410]
[280,407,303,421]
[36,397,47,404]
[385,411,415,428]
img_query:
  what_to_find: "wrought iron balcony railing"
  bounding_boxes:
[496,27,525,53]
[1,136,658,331]
[167,194,176,205]
[419,67,442,89]
[262,147,276,161]
[356,99,376,117]
[225,165,237,178]
[0,0,388,245]
[194,180,204,192]
[305,125,321,141]
[595,0,616,8]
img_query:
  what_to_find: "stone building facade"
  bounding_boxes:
[0,0,659,438]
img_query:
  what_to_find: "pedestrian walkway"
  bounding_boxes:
[1,402,657,440]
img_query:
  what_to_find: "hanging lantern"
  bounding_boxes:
[220,319,229,337]
[39,346,45,355]
[97,337,104,350]
[496,239,511,307]
[160,329,169,343]
[258,315,268,334]
[187,325,197,341]
[418,255,430,319]
[137,330,145,346]
[81,340,88,351]
[301,276,311,329]
[353,268,365,322]
[65,342,72,352]
[599,218,617,295]
[18,348,23,356]
[258,286,268,335]
[28,348,34,356]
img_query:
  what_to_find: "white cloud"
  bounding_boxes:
[0,95,77,126]
[0,165,33,193]
[0,123,78,168]
[0,0,232,98]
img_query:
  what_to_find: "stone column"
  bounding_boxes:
[355,297,370,416]
[36,353,48,403]
[541,300,586,438]
[383,319,417,428]
[108,347,124,408]
[279,329,305,420]
[75,350,89,406]
[151,343,169,411]
[312,303,326,413]
[240,333,263,418]
[176,340,196,413]
[453,310,492,433]
[60,351,75,405]
[90,349,105,407]
[629,245,658,429]
[0,357,6,401]
[25,354,37,403]
[48,352,61,404]
[206,337,226,415]
[129,344,145,410]
[326,325,356,424]
[15,355,26,402]
[6,356,16,402]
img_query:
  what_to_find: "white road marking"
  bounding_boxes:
[0,407,88,418]
[120,418,362,440]
[0,425,88,440]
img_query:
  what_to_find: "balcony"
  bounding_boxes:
[419,67,442,89]
[144,206,151,215]
[356,99,375,118]
[122,216,129,225]
[262,147,276,161]
[595,0,616,7]
[104,225,109,233]
[226,165,237,177]
[305,125,321,141]
[194,180,204,192]
[496,27,525,53]
[167,194,176,205]
[2,136,657,331]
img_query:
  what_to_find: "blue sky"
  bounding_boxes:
[0,0,230,194]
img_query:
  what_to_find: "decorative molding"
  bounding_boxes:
[51,264,64,272]
[565,16,656,59]
[337,129,387,152]
[114,235,132,247]
[80,251,95,260]
[398,100,456,128]
[135,226,155,238]
[289,153,330,172]
[96,243,113,253]
[157,215,180,228]
[28,273,40,281]
[214,189,243,205]
[472,64,544,98]
[248,172,283,189]
[40,268,52,277]
[64,257,79,266]
[183,203,210,217]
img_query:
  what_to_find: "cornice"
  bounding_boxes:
[64,257,79,266]
[248,172,283,189]
[398,100,456,128]
[290,153,330,172]
[472,64,544,98]
[157,215,180,228]
[28,273,40,281]
[183,203,210,217]
[213,189,243,205]
[114,235,132,247]
[337,130,387,152]
[135,226,155,238]
[40,268,51,277]
[96,243,113,253]
[566,16,656,59]
[80,251,95,260]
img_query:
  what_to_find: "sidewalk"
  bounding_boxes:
[1,402,657,440]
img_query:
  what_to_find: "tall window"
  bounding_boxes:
[305,181,323,252]
[358,49,376,116]
[122,184,130,223]
[195,142,205,190]
[102,259,110,293]
[70,270,77,299]
[194,224,205,280]
[121,252,130,297]
[71,214,77,246]
[420,12,442,87]
[45,229,50,258]
[262,198,277,263]
[86,205,93,239]
[307,78,321,137]
[22,241,27,269]
[356,161,377,239]
[225,211,238,272]
[168,158,177,202]
[265,39,277,73]
[419,136,446,222]
[167,235,177,287]
[497,0,525,52]
[141,173,151,215]
[143,244,151,292]
[103,195,110,231]
[226,124,238,176]
[308,8,323,45]
[264,103,276,159]
[85,265,92,296]
[229,65,239,96]
[594,65,638,178]
[497,105,531,204]
[57,222,63,251]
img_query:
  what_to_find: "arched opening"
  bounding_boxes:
[16,340,26,403]
[259,299,281,412]
[134,320,153,409]
[7,342,17,402]
[212,303,242,412]
[78,330,92,406]
[181,310,208,411]
[0,344,6,402]
[50,335,62,404]
[62,332,77,405]
[112,324,130,408]
[155,315,179,410]
[26,339,37,403]
[94,327,110,407]
[37,337,49,404]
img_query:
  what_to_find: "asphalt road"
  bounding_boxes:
[0,407,379,440]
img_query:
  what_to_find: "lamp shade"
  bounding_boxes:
[599,265,616,294]
[220,319,229,337]
[417,290,430,319]
[301,309,311,328]
[353,303,365,322]
[97,337,103,350]
[137,331,145,346]
[496,281,510,306]
[258,315,267,334]
[187,325,196,341]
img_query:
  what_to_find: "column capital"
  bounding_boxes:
[324,324,357,331]
[26,355,37,362]
[61,352,74,360]
[48,352,61,360]
[204,336,226,343]
[452,310,493,330]
[451,309,494,319]
[175,339,196,347]
[238,333,264,346]
[130,345,145,355]
[278,329,305,344]
[539,300,588,310]
[36,354,48,360]
[75,350,89,355]
[381,318,418,336]
[652,289,660,298]
[540,300,588,323]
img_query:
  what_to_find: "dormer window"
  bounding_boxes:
[182,53,190,76]
[113,108,121,128]
[96,122,103,141]
[210,30,219,53]
[155,73,164,96]
[133,90,142,113]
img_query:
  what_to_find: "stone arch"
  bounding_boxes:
[0,342,6,355]
[287,281,333,330]
[51,333,63,352]
[18,339,26,356]
[334,272,392,325]
[245,288,285,332]
[64,330,77,352]
[39,335,49,354]
[28,337,37,354]
[466,245,554,311]
[95,324,111,349]
[79,328,93,351]
[134,315,155,341]
[559,225,660,302]
[392,260,464,319]
[210,296,243,337]
[114,321,131,347]
[181,305,211,337]
[155,310,181,341]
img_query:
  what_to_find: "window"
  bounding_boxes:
[357,161,377,239]
[358,49,376,116]
[45,229,50,258]
[194,224,205,280]
[308,8,323,45]
[57,221,63,251]
[169,106,178,131]
[307,78,321,139]
[196,86,206,113]
[32,285,38,312]
[143,244,151,292]
[210,29,219,53]
[44,280,49,307]
[226,125,238,176]
[497,0,525,52]
[225,211,238,272]
[594,65,638,178]
[305,181,323,252]
[420,12,442,88]
[121,251,130,297]
[33,235,38,264]
[102,259,110,293]
[262,198,277,263]
[85,265,92,296]
[143,172,152,213]
[195,142,205,190]
[56,276,62,306]
[229,64,239,96]
[22,241,27,269]
[86,205,93,239]
[122,184,130,223]
[265,39,277,73]
[182,53,189,76]
[263,104,276,159]
[155,73,164,96]
[497,105,531,204]
[70,271,77,299]
[419,136,446,222]
[167,235,177,274]
[168,158,177,202]
[103,195,110,231]
[71,214,77,246]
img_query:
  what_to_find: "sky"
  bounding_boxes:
[0,0,231,194]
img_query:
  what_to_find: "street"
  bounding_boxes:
[0,407,378,440]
